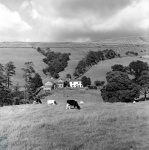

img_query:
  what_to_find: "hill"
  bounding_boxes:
[1,89,149,150]
[0,35,149,85]
[83,56,149,83]
[0,47,47,86]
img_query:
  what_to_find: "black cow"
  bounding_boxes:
[35,97,42,104]
[66,100,81,110]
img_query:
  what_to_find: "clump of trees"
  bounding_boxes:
[36,48,71,79]
[0,61,16,106]
[21,62,43,102]
[81,76,91,87]
[0,61,43,107]
[101,60,149,102]
[125,51,138,56]
[74,49,119,78]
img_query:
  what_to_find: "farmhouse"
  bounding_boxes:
[69,79,83,88]
[56,79,65,88]
[43,81,54,91]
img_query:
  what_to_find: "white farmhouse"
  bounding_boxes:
[43,81,54,91]
[69,79,83,88]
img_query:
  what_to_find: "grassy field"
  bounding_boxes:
[1,89,149,150]
[0,36,149,84]
[83,56,149,83]
[0,48,47,86]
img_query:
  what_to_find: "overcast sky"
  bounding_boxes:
[0,0,148,42]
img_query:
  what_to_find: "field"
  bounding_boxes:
[0,47,47,86]
[1,89,149,150]
[0,36,149,85]
[1,36,149,150]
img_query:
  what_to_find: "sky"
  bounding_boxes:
[0,0,148,42]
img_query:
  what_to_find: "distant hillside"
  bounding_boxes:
[82,56,149,83]
[0,35,149,85]
[0,48,47,86]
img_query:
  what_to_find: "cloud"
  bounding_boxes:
[26,0,148,41]
[0,0,149,42]
[0,2,31,38]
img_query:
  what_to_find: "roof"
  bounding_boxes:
[69,79,82,82]
[57,79,65,83]
[45,81,54,86]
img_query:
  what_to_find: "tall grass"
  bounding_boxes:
[1,99,149,150]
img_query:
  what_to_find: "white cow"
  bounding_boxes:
[33,100,38,104]
[47,100,57,106]
[79,101,84,104]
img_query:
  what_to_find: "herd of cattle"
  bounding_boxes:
[33,99,84,110]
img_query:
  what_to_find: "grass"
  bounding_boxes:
[1,90,149,150]
[0,48,47,86]
[83,56,149,83]
[0,40,149,84]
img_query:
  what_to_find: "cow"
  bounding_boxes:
[79,101,84,104]
[33,98,42,104]
[47,100,57,106]
[66,100,81,110]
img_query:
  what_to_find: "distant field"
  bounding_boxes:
[1,89,149,150]
[83,56,149,83]
[0,48,47,86]
[0,36,149,85]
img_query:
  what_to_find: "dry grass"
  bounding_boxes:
[1,90,149,150]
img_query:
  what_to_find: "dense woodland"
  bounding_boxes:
[37,47,70,78]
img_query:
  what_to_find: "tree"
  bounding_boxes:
[128,60,149,82]
[29,73,43,94]
[81,76,91,87]
[111,64,126,72]
[101,71,140,102]
[105,49,116,59]
[4,61,16,88]
[66,74,71,80]
[138,71,149,101]
[74,59,87,77]
[94,80,105,87]
[21,62,35,100]
[53,72,59,79]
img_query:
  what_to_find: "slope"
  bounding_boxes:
[1,91,149,150]
[0,48,47,86]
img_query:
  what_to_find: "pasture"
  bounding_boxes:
[1,89,149,150]
[0,47,47,86]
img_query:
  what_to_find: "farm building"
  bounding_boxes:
[69,79,83,88]
[56,79,65,88]
[43,81,55,91]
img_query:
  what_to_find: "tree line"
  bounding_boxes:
[73,49,120,78]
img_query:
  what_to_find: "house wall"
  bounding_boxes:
[69,81,83,88]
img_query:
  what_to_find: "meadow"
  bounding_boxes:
[1,89,149,150]
[0,36,149,150]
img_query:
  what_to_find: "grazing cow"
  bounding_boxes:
[33,98,42,104]
[33,100,38,104]
[47,100,57,106]
[66,100,81,110]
